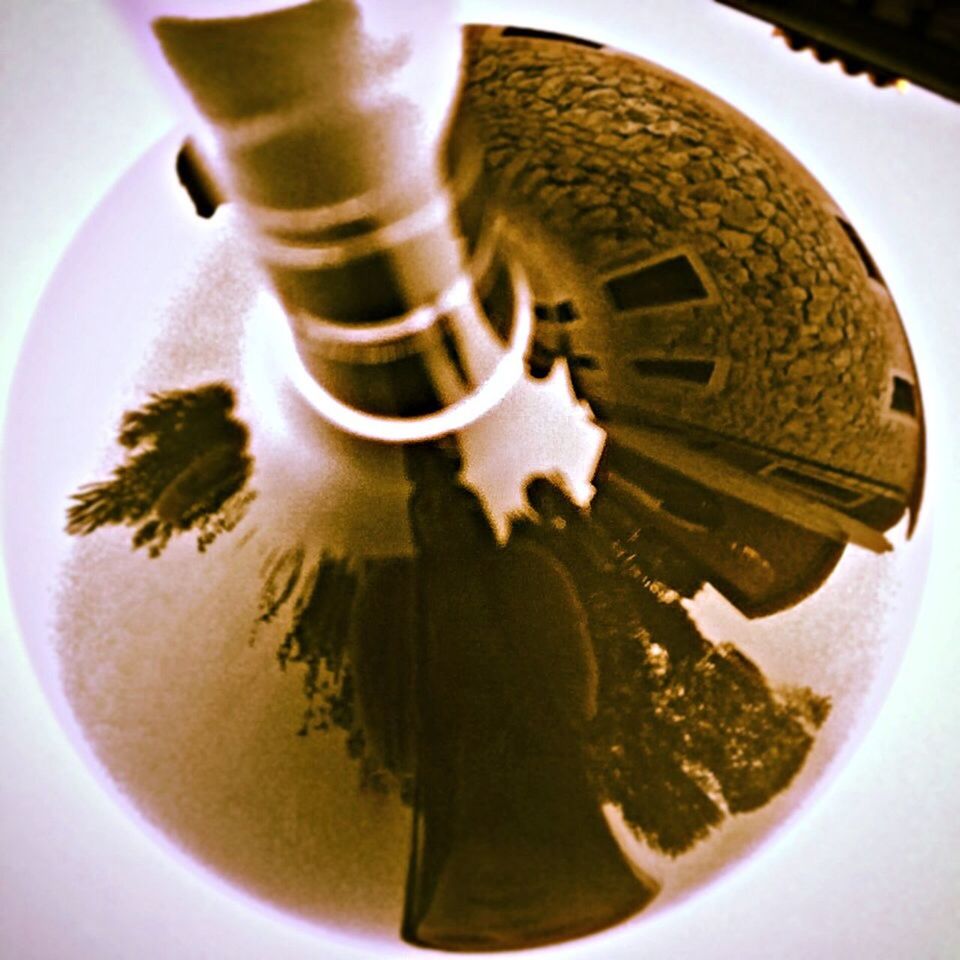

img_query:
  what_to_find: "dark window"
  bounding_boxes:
[767,465,864,504]
[836,217,884,283]
[631,358,715,385]
[568,354,599,370]
[606,255,709,311]
[176,140,221,219]
[501,26,604,49]
[890,375,917,416]
[533,301,578,323]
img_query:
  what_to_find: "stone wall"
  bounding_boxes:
[461,26,922,498]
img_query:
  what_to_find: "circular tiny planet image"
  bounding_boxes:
[4,23,926,955]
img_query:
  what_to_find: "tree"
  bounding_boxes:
[66,383,254,556]
[68,401,831,948]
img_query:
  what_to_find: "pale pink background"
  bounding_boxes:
[1,1,958,957]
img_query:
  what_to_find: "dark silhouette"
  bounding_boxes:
[66,383,254,556]
[402,449,656,951]
[520,478,830,855]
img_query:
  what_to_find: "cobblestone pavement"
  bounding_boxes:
[460,26,922,499]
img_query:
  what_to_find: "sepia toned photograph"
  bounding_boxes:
[1,2,957,958]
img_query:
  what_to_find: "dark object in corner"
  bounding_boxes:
[715,0,960,103]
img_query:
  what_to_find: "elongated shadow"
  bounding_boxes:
[401,447,657,951]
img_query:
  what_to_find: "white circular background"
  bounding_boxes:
[1,2,958,958]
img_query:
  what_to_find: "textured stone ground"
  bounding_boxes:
[461,26,922,497]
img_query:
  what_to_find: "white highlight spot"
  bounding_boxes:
[458,359,607,543]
